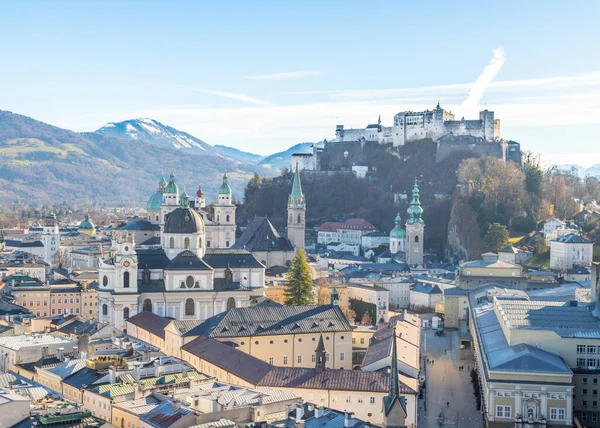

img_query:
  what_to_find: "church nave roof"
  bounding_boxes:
[164,250,212,271]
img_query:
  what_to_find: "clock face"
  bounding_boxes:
[123,260,131,267]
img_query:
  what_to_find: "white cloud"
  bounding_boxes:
[243,70,321,80]
[184,87,274,107]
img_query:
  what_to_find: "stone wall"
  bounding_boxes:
[436,138,507,163]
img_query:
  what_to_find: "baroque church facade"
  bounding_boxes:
[98,169,307,331]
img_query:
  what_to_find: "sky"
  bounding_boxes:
[1,1,600,166]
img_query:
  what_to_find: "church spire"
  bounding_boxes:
[384,326,408,418]
[406,178,424,225]
[315,334,327,373]
[289,161,304,203]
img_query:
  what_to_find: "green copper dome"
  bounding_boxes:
[78,213,95,231]
[159,173,167,186]
[390,212,406,239]
[180,191,190,207]
[165,171,179,194]
[146,192,164,211]
[218,172,232,195]
[406,180,424,225]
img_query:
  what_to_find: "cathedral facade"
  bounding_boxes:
[98,175,263,332]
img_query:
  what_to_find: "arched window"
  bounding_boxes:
[102,304,108,316]
[184,237,190,249]
[185,298,194,316]
[415,235,419,243]
[226,214,230,223]
[123,307,129,320]
[297,213,302,224]
[227,297,236,310]
[186,276,194,288]
[102,276,108,287]
[123,271,130,288]
[143,299,152,312]
[169,237,174,248]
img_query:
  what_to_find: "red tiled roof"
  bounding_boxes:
[318,222,344,232]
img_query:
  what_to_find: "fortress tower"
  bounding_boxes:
[405,180,424,266]
[287,162,306,250]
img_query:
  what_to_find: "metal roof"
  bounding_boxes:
[472,303,572,375]
[181,336,273,385]
[494,299,600,338]
[127,311,172,339]
[259,366,414,394]
[187,305,352,338]
[232,217,294,252]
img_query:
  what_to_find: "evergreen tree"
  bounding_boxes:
[483,222,510,252]
[283,249,314,306]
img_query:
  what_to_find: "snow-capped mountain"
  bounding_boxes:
[96,118,220,155]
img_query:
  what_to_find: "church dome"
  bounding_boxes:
[390,213,406,239]
[146,192,164,211]
[164,206,204,234]
[78,213,95,231]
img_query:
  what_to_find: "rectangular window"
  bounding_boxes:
[550,408,557,420]
[583,400,588,406]
[360,338,365,345]
[504,406,511,418]
[340,352,345,361]
[352,338,356,344]
[579,359,587,368]
[268,357,274,365]
[370,397,375,404]
[578,345,587,354]
[588,359,598,368]
[593,413,598,423]
[589,346,597,354]
[311,354,316,363]
[584,389,588,395]
[582,413,587,422]
[496,406,504,417]
[283,356,288,365]
[297,355,302,364]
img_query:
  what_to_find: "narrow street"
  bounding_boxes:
[418,329,483,427]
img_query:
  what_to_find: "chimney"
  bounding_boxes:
[108,366,116,384]
[295,403,304,422]
[56,347,64,361]
[314,406,325,418]
[134,381,143,400]
[153,359,160,378]
[344,411,355,428]
[132,363,141,381]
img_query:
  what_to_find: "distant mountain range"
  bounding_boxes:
[0,110,315,206]
[557,164,600,178]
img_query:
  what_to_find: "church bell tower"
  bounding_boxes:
[287,162,306,250]
[405,179,424,266]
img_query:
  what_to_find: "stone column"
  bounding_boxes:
[489,389,495,421]
[566,388,573,424]
[515,387,522,419]
[541,387,548,419]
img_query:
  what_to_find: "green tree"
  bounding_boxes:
[283,249,314,306]
[483,222,509,252]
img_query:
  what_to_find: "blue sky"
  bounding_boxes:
[2,1,600,165]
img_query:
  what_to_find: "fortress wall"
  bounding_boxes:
[436,140,506,163]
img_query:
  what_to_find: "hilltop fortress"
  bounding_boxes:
[335,103,500,146]
[293,104,520,171]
